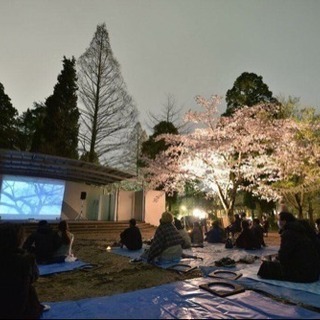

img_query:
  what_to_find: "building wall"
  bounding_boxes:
[64,186,165,224]
[117,191,134,221]
[144,190,165,227]
[0,174,165,223]
[62,181,102,220]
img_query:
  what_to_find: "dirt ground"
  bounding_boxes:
[35,229,280,303]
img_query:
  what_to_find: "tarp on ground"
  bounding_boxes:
[109,242,320,309]
[39,260,92,276]
[110,242,279,271]
[41,277,320,319]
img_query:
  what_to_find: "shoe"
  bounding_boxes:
[41,304,51,312]
[215,257,236,268]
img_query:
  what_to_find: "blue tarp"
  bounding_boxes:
[41,277,320,319]
[38,260,92,276]
[39,243,320,318]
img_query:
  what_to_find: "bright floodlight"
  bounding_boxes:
[192,208,206,219]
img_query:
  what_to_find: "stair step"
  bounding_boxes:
[21,221,156,235]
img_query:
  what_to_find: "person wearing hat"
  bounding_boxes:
[146,212,184,263]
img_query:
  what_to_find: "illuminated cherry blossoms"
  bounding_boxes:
[143,95,320,217]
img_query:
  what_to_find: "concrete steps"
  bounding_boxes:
[21,220,156,236]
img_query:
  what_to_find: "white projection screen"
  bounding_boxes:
[0,175,65,220]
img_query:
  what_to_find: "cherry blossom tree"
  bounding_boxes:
[267,107,320,219]
[143,95,292,217]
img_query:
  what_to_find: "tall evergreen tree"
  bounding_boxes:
[77,23,138,164]
[31,56,80,159]
[141,121,179,160]
[225,72,278,116]
[16,103,46,152]
[0,82,18,149]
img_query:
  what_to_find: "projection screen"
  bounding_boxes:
[0,175,65,220]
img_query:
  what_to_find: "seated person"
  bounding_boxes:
[23,220,63,264]
[251,218,266,247]
[119,218,143,251]
[174,218,191,249]
[205,220,226,243]
[258,212,320,283]
[146,212,183,263]
[235,219,261,250]
[52,220,75,261]
[190,221,204,246]
[0,223,48,319]
[225,214,242,237]
[299,218,320,258]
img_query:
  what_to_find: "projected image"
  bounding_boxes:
[0,175,65,220]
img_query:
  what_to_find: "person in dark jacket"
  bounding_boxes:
[251,218,266,247]
[0,223,47,319]
[205,220,226,243]
[146,212,183,263]
[23,220,62,264]
[225,214,242,237]
[120,219,143,251]
[258,211,320,283]
[235,219,261,250]
[189,221,204,246]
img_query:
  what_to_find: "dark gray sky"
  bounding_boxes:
[1,0,320,129]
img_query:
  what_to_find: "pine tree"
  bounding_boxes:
[225,72,278,116]
[31,57,80,159]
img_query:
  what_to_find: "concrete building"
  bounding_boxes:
[0,149,165,226]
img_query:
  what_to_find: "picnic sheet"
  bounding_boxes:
[110,242,279,271]
[41,277,320,319]
[38,260,92,276]
[241,264,320,295]
[110,243,320,309]
[109,245,183,269]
